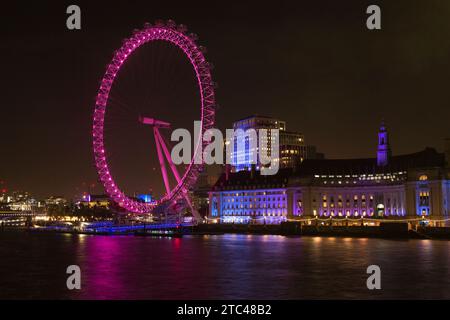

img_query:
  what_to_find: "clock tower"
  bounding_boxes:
[377,121,391,166]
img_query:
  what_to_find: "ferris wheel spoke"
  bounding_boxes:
[154,129,181,183]
[153,126,171,197]
[155,129,199,218]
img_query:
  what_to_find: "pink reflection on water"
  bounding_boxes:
[173,237,181,249]
[79,235,128,299]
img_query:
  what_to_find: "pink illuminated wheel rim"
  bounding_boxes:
[92,21,216,213]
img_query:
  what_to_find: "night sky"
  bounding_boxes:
[1,0,450,199]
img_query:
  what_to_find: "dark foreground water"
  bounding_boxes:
[0,231,449,299]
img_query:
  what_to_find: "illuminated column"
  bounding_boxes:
[430,181,440,218]
[405,182,417,217]
[287,189,294,218]
[302,187,313,218]
[208,192,214,219]
[444,181,450,226]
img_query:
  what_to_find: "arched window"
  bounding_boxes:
[419,175,428,181]
[376,203,385,217]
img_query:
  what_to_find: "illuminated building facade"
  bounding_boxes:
[45,196,68,206]
[209,167,291,224]
[230,115,321,172]
[0,191,41,212]
[209,123,450,225]
[78,194,111,209]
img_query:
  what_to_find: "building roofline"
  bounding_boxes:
[234,115,282,122]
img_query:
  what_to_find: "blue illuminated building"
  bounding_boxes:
[209,123,450,226]
[137,194,152,203]
[210,168,291,224]
[229,115,322,172]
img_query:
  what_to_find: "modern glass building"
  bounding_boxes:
[229,115,322,172]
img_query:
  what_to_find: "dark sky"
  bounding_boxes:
[1,0,450,199]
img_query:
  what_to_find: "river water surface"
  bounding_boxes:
[0,231,449,299]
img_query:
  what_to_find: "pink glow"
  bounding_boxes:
[92,21,216,214]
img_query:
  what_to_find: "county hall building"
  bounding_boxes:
[208,123,450,226]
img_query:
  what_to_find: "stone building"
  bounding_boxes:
[209,123,450,226]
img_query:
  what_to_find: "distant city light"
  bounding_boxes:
[137,194,152,203]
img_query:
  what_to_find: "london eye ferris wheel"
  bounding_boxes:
[92,20,217,220]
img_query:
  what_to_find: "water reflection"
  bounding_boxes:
[1,232,450,299]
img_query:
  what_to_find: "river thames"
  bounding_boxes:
[0,231,449,299]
